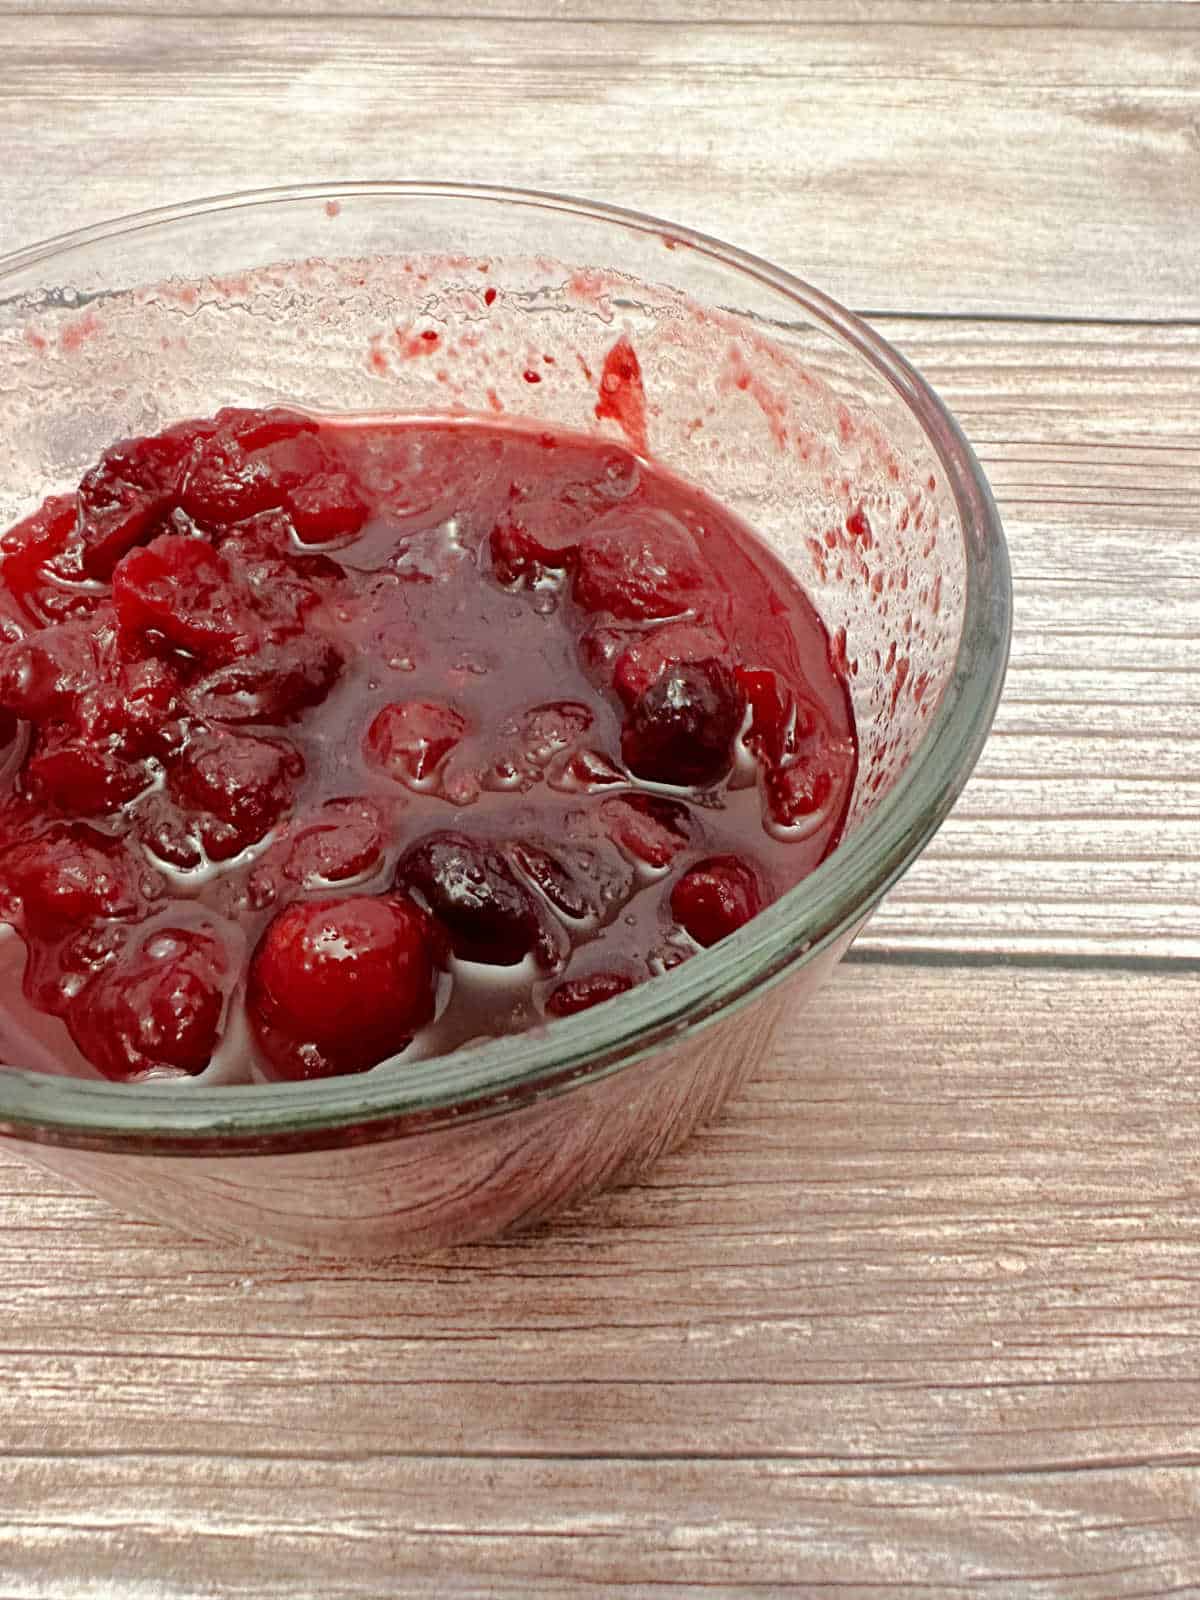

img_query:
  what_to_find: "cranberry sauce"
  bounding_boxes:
[0,410,856,1084]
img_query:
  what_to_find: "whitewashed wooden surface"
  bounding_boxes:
[1,3,1198,1594]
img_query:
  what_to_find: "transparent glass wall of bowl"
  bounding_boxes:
[7,936,850,1256]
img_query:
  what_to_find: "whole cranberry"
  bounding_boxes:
[248,894,439,1080]
[621,659,744,788]
[670,856,764,948]
[396,832,543,967]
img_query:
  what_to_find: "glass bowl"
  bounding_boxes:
[0,184,1010,1255]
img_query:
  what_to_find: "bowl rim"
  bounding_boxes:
[0,180,1012,1155]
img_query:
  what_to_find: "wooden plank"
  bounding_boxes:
[3,1458,1200,1597]
[3,1,1194,24]
[1,961,1198,1592]
[1,16,1197,318]
[854,320,1200,957]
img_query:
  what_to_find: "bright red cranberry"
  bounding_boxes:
[287,472,368,544]
[180,434,293,526]
[621,659,744,787]
[168,726,303,860]
[0,496,90,625]
[67,925,228,1081]
[735,666,824,768]
[364,700,468,787]
[285,797,387,886]
[544,971,635,1018]
[0,624,96,724]
[77,434,192,579]
[247,894,439,1080]
[21,727,150,817]
[212,407,317,451]
[0,824,138,936]
[671,856,764,947]
[396,832,543,966]
[573,510,712,621]
[112,535,251,664]
[613,622,730,707]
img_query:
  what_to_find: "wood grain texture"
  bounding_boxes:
[2,961,1200,1595]
[825,320,1200,957]
[1,11,1198,318]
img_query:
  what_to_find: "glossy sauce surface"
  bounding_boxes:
[0,411,856,1083]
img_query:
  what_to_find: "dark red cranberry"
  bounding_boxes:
[573,510,711,621]
[180,434,293,526]
[396,831,543,966]
[76,656,185,760]
[168,726,303,860]
[621,659,744,787]
[188,634,343,724]
[135,795,205,872]
[247,894,439,1080]
[544,971,635,1018]
[0,824,138,936]
[364,700,468,786]
[671,856,764,947]
[179,419,332,529]
[78,433,192,579]
[23,920,129,1015]
[67,925,228,1081]
[510,841,600,923]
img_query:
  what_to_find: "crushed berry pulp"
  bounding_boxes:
[0,409,856,1084]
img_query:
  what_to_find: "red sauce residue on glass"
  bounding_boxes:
[594,335,647,456]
